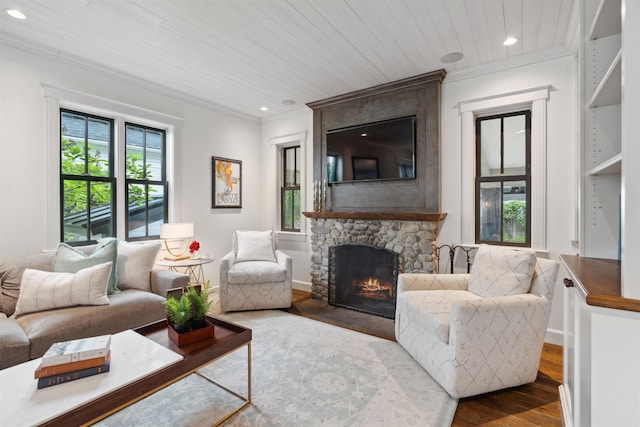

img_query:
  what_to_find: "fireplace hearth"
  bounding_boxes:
[329,244,398,319]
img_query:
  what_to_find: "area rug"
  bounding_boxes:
[95,310,457,426]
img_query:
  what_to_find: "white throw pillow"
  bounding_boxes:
[115,241,161,291]
[468,244,537,297]
[13,262,112,317]
[235,230,277,263]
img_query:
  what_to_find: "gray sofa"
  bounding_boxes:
[0,247,189,370]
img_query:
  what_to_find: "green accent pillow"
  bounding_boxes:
[53,239,119,295]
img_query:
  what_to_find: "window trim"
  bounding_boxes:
[458,86,550,250]
[44,83,182,249]
[269,131,307,240]
[474,110,532,247]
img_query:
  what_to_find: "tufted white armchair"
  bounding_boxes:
[395,244,559,398]
[219,230,292,312]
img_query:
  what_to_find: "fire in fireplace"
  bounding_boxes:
[328,244,398,319]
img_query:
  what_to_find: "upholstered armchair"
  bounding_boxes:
[219,230,292,312]
[395,244,559,398]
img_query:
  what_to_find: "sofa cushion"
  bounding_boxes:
[469,244,537,298]
[17,289,166,359]
[228,261,287,284]
[13,262,112,317]
[0,317,31,369]
[110,240,161,292]
[54,239,119,294]
[234,230,277,263]
[400,290,482,343]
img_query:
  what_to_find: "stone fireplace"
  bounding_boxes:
[304,212,446,304]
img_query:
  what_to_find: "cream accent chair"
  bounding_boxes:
[219,230,292,312]
[395,244,559,398]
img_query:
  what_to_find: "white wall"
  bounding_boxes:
[439,54,578,343]
[260,110,314,291]
[0,44,263,284]
[263,54,578,342]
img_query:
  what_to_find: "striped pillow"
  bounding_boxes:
[13,262,112,317]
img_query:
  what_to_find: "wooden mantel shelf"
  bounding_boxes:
[560,255,640,313]
[302,211,447,221]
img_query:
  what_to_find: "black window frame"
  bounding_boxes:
[124,122,168,241]
[60,109,116,245]
[475,110,532,247]
[281,145,301,232]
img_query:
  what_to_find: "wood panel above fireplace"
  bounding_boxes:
[307,70,446,213]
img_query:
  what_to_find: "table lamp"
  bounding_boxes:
[160,222,194,261]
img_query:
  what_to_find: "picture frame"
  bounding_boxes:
[212,156,242,208]
[166,284,202,300]
[352,156,379,180]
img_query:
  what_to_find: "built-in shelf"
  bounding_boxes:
[588,48,621,107]
[302,211,447,222]
[561,255,640,312]
[588,0,621,40]
[588,152,622,175]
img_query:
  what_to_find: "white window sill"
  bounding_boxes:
[277,231,307,242]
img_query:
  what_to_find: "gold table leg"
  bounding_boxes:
[195,342,252,426]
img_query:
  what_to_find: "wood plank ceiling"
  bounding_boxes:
[0,0,576,118]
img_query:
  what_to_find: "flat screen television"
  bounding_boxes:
[326,116,416,183]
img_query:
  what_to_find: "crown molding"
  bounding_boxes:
[0,32,260,123]
[444,46,575,83]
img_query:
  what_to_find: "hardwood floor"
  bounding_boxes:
[451,343,563,426]
[289,290,563,426]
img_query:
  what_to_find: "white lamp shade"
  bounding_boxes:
[160,223,194,239]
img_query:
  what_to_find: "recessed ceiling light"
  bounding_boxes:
[281,99,296,106]
[360,133,367,137]
[6,8,27,20]
[440,52,464,64]
[260,106,268,111]
[503,37,518,46]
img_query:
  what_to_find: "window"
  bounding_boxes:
[281,145,301,232]
[60,110,116,243]
[60,109,168,244]
[125,123,167,240]
[475,111,531,246]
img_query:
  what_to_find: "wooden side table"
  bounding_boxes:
[156,257,214,285]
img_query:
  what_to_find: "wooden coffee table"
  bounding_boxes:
[32,316,251,426]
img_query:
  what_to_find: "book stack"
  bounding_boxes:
[35,335,112,389]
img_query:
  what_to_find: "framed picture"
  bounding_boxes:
[166,284,201,300]
[352,156,379,180]
[212,156,242,208]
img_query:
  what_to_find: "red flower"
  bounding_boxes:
[189,240,200,254]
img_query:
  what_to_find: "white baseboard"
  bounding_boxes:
[545,328,564,346]
[293,280,311,293]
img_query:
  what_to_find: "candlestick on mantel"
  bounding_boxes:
[322,179,327,212]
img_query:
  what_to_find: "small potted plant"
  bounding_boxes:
[165,294,192,334]
[187,282,213,330]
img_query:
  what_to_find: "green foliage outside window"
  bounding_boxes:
[61,137,152,217]
[125,152,153,206]
[503,200,526,243]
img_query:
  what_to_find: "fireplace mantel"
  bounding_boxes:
[303,211,447,222]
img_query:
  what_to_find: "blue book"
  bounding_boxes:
[37,358,111,389]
